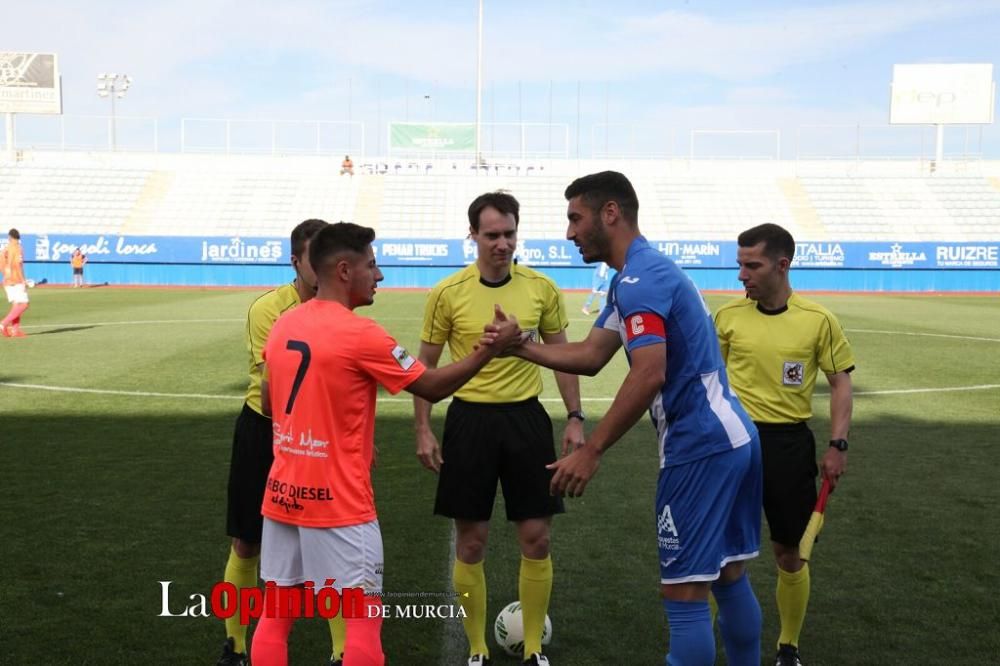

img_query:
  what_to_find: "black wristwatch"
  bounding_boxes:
[567,410,586,422]
[829,438,849,452]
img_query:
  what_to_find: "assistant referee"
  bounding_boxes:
[714,223,855,666]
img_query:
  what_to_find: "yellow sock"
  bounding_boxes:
[223,547,259,654]
[453,559,489,657]
[708,592,719,625]
[519,555,553,657]
[776,563,810,647]
[328,612,346,661]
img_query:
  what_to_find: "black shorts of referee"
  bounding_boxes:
[226,402,273,543]
[435,397,565,522]
[757,421,819,548]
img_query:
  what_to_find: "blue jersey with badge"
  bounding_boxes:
[595,236,755,467]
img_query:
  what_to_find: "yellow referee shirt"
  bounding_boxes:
[422,262,568,403]
[245,282,301,415]
[714,292,855,423]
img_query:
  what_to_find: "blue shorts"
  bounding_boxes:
[655,437,762,584]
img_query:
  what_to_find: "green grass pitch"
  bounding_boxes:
[1,286,998,664]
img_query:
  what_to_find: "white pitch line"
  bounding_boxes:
[438,522,465,666]
[821,384,1000,397]
[21,318,242,329]
[21,316,434,330]
[1,381,998,402]
[848,328,1000,343]
[0,382,240,400]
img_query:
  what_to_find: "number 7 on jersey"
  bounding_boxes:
[284,340,311,414]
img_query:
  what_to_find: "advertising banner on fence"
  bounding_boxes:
[389,123,476,152]
[24,234,286,264]
[16,234,998,270]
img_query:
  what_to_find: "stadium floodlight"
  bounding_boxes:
[96,72,131,151]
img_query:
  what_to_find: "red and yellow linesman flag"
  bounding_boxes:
[798,479,833,562]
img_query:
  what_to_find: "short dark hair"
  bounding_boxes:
[309,222,376,276]
[564,171,639,223]
[737,223,795,262]
[290,219,328,258]
[8,228,20,240]
[468,191,519,232]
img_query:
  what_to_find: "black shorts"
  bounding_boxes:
[226,402,274,543]
[434,397,565,522]
[73,267,83,275]
[758,421,818,548]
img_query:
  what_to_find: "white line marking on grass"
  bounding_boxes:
[814,384,1000,397]
[21,315,495,329]
[22,318,242,329]
[848,328,1000,343]
[439,522,466,666]
[0,382,242,400]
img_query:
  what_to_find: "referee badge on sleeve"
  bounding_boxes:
[783,361,804,385]
[392,345,417,370]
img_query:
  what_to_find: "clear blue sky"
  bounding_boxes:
[4,0,999,157]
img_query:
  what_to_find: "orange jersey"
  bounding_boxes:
[262,299,426,528]
[1,240,25,286]
[71,254,85,269]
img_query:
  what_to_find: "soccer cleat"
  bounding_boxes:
[467,655,490,665]
[523,654,550,666]
[0,323,8,337]
[775,643,803,666]
[581,307,590,315]
[216,637,249,666]
[8,325,25,338]
[329,655,343,666]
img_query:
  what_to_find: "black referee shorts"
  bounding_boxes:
[757,421,818,548]
[434,397,565,522]
[226,402,273,543]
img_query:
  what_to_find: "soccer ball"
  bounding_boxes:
[494,601,552,657]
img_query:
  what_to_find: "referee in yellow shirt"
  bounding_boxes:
[414,191,583,666]
[714,223,855,666]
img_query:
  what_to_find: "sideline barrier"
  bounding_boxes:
[12,234,1000,292]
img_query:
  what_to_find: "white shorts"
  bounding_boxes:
[5,283,28,304]
[260,517,384,594]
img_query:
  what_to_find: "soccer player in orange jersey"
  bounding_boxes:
[1,228,30,338]
[218,219,333,666]
[70,248,87,287]
[253,222,522,666]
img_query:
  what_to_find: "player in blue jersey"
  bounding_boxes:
[512,171,763,665]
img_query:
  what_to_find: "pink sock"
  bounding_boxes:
[344,596,385,666]
[250,612,296,666]
[4,302,27,326]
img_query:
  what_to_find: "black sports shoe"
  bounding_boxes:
[775,643,803,666]
[329,656,343,666]
[467,655,491,665]
[523,653,550,665]
[217,637,249,666]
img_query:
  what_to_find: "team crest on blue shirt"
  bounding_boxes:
[783,361,804,385]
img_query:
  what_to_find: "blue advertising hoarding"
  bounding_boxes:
[13,233,999,270]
